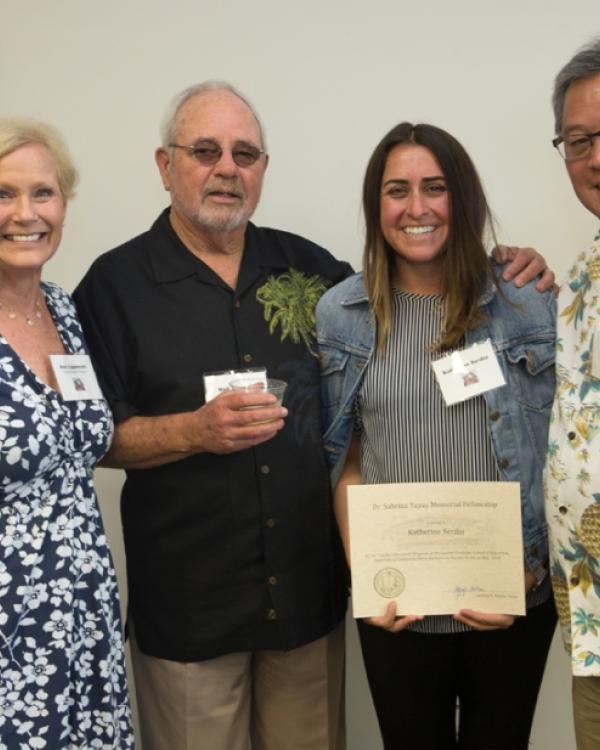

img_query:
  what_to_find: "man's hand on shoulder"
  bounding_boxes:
[491,245,556,292]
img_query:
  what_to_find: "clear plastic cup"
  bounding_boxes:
[228,378,288,423]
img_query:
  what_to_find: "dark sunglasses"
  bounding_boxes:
[169,139,265,167]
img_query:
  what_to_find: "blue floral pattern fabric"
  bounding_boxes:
[0,283,134,748]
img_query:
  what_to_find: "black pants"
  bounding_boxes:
[357,596,557,750]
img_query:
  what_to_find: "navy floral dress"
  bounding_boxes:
[0,283,134,749]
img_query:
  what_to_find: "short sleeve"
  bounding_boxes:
[73,261,140,424]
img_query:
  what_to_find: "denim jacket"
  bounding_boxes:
[315,270,556,581]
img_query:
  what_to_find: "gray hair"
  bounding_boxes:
[0,117,78,202]
[160,80,267,150]
[553,38,600,133]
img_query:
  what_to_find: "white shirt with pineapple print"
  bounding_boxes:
[546,228,600,675]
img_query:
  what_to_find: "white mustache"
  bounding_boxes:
[202,182,245,200]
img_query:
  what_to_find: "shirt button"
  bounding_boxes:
[570,576,580,586]
[268,576,278,585]
[265,518,275,528]
[243,353,253,363]
[567,431,576,440]
[498,458,509,470]
[234,300,241,308]
[260,465,270,475]
[266,608,277,621]
[559,506,568,515]
[490,410,501,421]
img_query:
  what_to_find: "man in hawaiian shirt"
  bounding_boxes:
[546,38,600,749]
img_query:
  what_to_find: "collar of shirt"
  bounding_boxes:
[146,209,290,293]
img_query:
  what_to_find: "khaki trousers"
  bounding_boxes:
[573,676,600,750]
[130,622,346,750]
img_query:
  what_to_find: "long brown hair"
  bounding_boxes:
[362,122,494,351]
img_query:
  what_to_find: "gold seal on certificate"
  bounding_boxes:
[374,568,405,598]
[347,481,526,619]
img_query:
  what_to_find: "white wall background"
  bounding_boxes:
[3,2,600,747]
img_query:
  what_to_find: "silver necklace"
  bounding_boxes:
[0,296,43,326]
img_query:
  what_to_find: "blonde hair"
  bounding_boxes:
[0,117,78,202]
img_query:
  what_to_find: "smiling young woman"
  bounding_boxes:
[316,122,557,750]
[378,142,450,293]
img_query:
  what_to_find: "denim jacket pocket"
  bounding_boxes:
[503,338,555,411]
[319,346,350,378]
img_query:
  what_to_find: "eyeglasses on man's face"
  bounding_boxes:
[552,129,600,161]
[169,139,265,167]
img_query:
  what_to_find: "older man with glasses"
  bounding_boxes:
[545,38,600,750]
[73,81,352,750]
[73,80,552,749]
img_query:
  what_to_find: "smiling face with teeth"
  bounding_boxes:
[0,143,65,277]
[379,143,449,292]
[155,89,267,243]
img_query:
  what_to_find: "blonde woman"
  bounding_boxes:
[0,119,133,748]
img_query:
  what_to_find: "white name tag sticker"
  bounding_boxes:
[431,339,506,406]
[203,368,267,402]
[50,354,103,401]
